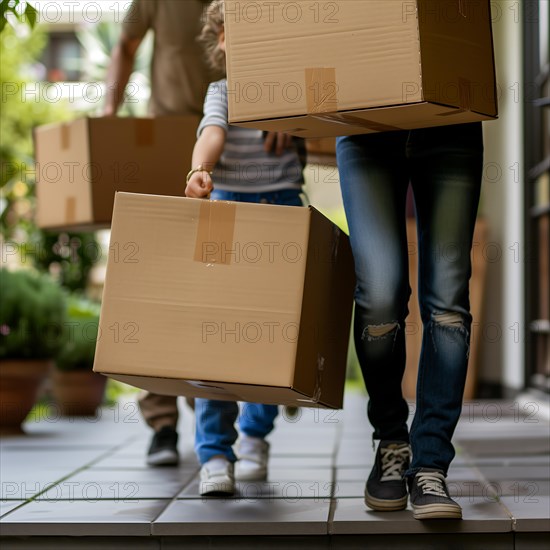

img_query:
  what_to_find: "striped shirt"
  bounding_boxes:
[197,80,305,193]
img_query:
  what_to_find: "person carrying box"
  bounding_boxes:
[104,0,213,467]
[185,0,306,496]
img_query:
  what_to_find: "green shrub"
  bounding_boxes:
[0,269,66,359]
[55,296,100,372]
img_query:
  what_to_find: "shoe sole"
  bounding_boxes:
[412,503,462,520]
[234,467,267,482]
[147,449,179,467]
[365,490,408,511]
[200,481,235,496]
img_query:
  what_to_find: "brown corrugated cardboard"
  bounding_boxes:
[34,117,198,230]
[225,0,497,137]
[93,192,355,409]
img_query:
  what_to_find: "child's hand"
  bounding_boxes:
[185,171,213,199]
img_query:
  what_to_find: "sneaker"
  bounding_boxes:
[365,440,411,511]
[235,435,269,481]
[409,468,462,519]
[200,457,235,496]
[146,426,179,467]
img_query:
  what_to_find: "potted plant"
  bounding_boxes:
[52,296,106,416]
[0,269,66,434]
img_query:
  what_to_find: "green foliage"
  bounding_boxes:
[0,23,71,240]
[31,231,100,292]
[0,0,37,34]
[55,295,99,371]
[0,268,67,359]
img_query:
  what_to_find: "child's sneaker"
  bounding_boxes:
[199,456,235,496]
[235,435,269,481]
[409,468,462,519]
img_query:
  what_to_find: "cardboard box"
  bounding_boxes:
[93,192,356,408]
[225,0,497,137]
[34,116,199,230]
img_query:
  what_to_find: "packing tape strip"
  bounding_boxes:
[65,196,76,224]
[305,67,338,114]
[135,118,155,146]
[193,200,237,265]
[60,124,71,150]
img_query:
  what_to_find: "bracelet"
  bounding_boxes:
[186,166,213,184]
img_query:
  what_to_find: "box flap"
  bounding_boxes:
[418,0,498,117]
[292,207,355,409]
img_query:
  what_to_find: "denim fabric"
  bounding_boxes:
[336,123,483,476]
[210,188,303,206]
[195,188,303,465]
[195,400,278,463]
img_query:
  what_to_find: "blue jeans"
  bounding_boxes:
[195,187,303,465]
[336,123,483,476]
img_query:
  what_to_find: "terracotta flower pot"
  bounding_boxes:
[0,359,52,436]
[52,370,107,416]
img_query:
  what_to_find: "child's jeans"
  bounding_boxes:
[195,187,303,465]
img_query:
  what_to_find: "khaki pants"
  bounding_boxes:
[138,392,179,432]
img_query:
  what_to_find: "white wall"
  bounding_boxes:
[479,0,525,391]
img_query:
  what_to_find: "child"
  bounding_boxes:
[186,0,306,496]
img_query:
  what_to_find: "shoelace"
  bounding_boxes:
[416,471,448,497]
[380,445,410,481]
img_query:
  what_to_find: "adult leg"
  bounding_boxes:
[408,122,483,475]
[337,132,412,441]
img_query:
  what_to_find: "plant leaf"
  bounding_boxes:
[25,3,37,28]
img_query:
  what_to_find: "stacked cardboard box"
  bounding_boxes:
[34,116,198,230]
[226,0,497,137]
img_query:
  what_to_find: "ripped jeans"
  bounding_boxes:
[336,123,483,475]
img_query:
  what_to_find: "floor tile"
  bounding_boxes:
[499,496,550,532]
[267,467,333,483]
[0,501,26,517]
[330,497,513,534]
[330,533,513,549]
[0,499,169,536]
[153,498,331,535]
[178,477,334,501]
[515,532,550,549]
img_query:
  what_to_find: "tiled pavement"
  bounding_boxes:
[0,391,549,549]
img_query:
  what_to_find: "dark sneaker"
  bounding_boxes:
[365,440,411,511]
[409,468,462,519]
[146,426,179,466]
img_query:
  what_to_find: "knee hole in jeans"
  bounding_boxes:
[362,322,399,341]
[432,312,464,328]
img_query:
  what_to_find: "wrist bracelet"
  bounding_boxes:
[186,166,213,184]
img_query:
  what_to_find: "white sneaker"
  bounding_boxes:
[235,435,269,481]
[199,457,235,496]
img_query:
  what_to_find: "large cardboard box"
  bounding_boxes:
[93,192,356,408]
[225,0,497,137]
[34,117,198,230]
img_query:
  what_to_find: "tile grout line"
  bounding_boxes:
[327,410,344,536]
[148,466,200,535]
[464,449,517,533]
